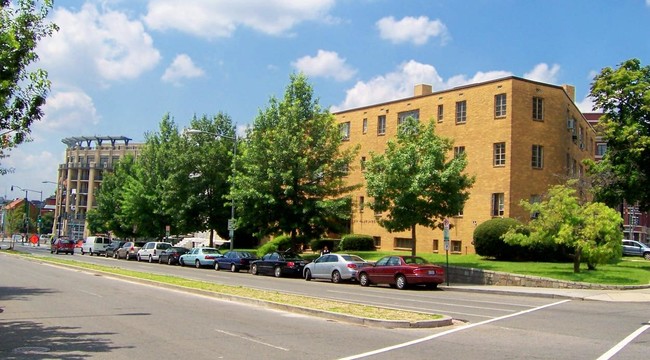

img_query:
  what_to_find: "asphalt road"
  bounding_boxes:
[2,244,649,359]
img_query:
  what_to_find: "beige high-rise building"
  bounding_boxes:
[334,76,595,255]
[52,136,142,240]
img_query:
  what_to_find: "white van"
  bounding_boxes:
[81,236,111,256]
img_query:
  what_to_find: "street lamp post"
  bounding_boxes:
[184,128,237,251]
[10,185,43,247]
[42,181,61,239]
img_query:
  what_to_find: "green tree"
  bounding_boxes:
[87,155,138,239]
[172,113,235,246]
[232,73,358,243]
[503,184,623,273]
[585,59,650,211]
[364,117,475,256]
[1,0,58,174]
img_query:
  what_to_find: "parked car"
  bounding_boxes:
[80,235,111,256]
[303,253,368,283]
[50,238,75,255]
[40,233,52,244]
[622,240,650,260]
[158,246,190,265]
[214,251,258,272]
[104,240,127,258]
[179,247,223,268]
[356,256,445,290]
[137,241,173,262]
[250,251,307,278]
[116,241,148,260]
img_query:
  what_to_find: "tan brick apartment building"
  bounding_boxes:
[52,136,142,240]
[334,77,596,255]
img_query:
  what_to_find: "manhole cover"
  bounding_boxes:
[13,347,50,354]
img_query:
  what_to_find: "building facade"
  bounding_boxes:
[52,136,142,240]
[334,77,596,255]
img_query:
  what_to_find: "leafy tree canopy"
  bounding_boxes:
[364,117,475,255]
[232,73,358,241]
[503,183,623,273]
[586,58,650,211]
[1,0,58,174]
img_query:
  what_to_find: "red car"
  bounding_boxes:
[50,238,75,255]
[356,256,444,290]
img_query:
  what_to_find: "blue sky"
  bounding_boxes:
[2,0,650,200]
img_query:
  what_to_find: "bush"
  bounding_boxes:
[473,218,527,260]
[256,235,293,257]
[339,234,375,251]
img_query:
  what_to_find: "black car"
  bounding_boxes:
[158,246,190,265]
[250,251,307,278]
[104,240,127,258]
[214,251,258,272]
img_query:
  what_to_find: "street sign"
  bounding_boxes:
[443,218,450,230]
[227,218,237,231]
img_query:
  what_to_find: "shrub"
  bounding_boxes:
[339,234,375,251]
[309,238,340,253]
[256,235,293,257]
[473,218,527,260]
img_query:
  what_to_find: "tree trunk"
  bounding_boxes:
[573,247,581,273]
[411,224,417,256]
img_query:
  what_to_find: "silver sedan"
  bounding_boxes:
[303,253,368,283]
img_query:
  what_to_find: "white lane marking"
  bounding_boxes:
[214,329,289,351]
[339,299,571,360]
[596,321,650,360]
[77,290,103,298]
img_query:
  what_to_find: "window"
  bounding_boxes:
[493,142,506,166]
[456,208,464,217]
[454,146,465,158]
[532,97,544,120]
[432,239,439,252]
[437,104,444,122]
[455,101,467,124]
[339,122,350,141]
[491,193,505,216]
[395,237,413,249]
[360,156,366,171]
[532,145,544,169]
[377,115,386,135]
[495,93,506,117]
[362,118,368,134]
[373,236,381,248]
[359,196,364,213]
[398,110,419,126]
[596,143,607,156]
[451,240,462,253]
[530,195,541,219]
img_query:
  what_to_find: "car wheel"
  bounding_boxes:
[80,249,85,255]
[215,262,220,271]
[50,250,54,254]
[55,249,60,255]
[331,270,341,284]
[148,255,153,263]
[168,257,173,265]
[251,264,258,275]
[114,252,118,259]
[644,253,650,261]
[274,266,282,278]
[137,254,142,262]
[396,274,407,290]
[304,268,312,281]
[89,249,93,256]
[359,272,370,286]
[179,258,185,266]
[230,264,238,273]
[195,260,201,269]
[158,256,163,264]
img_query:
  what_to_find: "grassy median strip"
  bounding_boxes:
[30,255,442,322]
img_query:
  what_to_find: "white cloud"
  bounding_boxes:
[162,54,206,85]
[333,62,566,112]
[2,145,61,197]
[576,96,597,113]
[523,63,561,84]
[143,0,336,39]
[292,50,357,81]
[38,89,100,133]
[376,16,449,45]
[38,3,161,83]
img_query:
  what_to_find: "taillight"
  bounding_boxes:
[205,255,216,259]
[287,261,295,267]
[347,263,358,269]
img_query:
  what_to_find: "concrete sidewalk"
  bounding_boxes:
[442,284,650,302]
